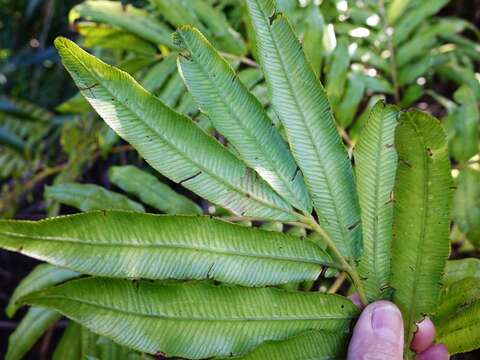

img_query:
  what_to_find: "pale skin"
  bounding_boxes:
[347,298,449,360]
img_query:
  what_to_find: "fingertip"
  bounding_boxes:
[411,317,436,353]
[416,343,449,360]
[347,301,404,360]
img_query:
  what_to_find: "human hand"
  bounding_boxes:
[347,300,449,360]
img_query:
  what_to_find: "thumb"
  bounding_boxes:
[347,301,404,360]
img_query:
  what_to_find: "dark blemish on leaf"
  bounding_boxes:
[179,171,202,185]
[426,147,433,157]
[341,304,345,309]
[450,186,457,190]
[291,166,300,181]
[133,280,140,290]
[17,246,23,252]
[178,52,192,61]
[206,262,216,278]
[399,158,412,168]
[385,143,394,148]
[245,193,251,198]
[268,14,275,25]
[347,220,360,231]
[385,191,395,205]
[78,83,98,91]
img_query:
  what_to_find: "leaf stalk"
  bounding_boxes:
[301,215,368,304]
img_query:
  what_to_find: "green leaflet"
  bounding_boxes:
[226,330,347,359]
[5,307,61,360]
[435,277,480,354]
[45,183,145,213]
[395,33,436,68]
[395,19,469,68]
[437,63,480,101]
[449,86,479,162]
[175,26,311,213]
[7,263,79,317]
[78,25,157,56]
[442,33,480,63]
[400,84,424,108]
[157,71,187,108]
[302,3,324,76]
[0,96,54,123]
[435,277,480,321]
[444,258,480,286]
[335,73,365,128]
[361,75,394,95]
[354,102,399,302]
[397,56,431,87]
[20,278,358,359]
[387,0,414,25]
[56,92,91,114]
[0,211,334,286]
[392,0,449,46]
[54,37,296,221]
[108,165,202,215]
[453,168,480,246]
[81,325,100,358]
[53,321,146,360]
[140,54,178,93]
[390,110,452,355]
[96,336,149,360]
[350,47,389,74]
[246,0,362,260]
[53,321,82,360]
[71,1,174,48]
[325,37,349,109]
[0,126,26,154]
[151,0,246,55]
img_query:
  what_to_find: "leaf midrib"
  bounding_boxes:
[406,116,430,337]
[0,230,332,266]
[255,3,352,257]
[63,43,295,219]
[31,295,355,322]
[371,111,386,292]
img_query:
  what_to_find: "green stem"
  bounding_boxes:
[301,215,368,304]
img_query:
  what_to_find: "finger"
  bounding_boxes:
[347,301,404,360]
[416,343,449,360]
[411,317,435,353]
